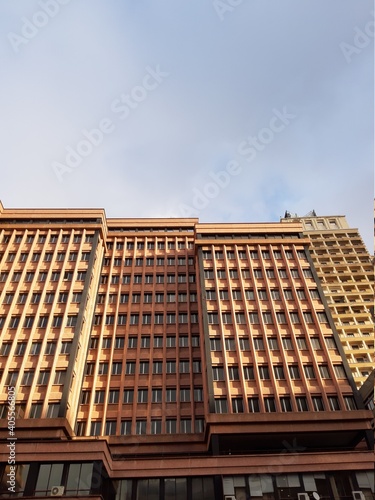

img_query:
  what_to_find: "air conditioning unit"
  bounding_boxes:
[50,486,64,496]
[352,492,365,500]
[298,494,310,500]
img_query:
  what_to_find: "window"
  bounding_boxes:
[229,269,238,279]
[115,337,124,349]
[296,396,308,411]
[222,312,232,324]
[23,316,34,328]
[210,338,221,351]
[166,336,176,348]
[228,366,239,380]
[193,360,201,373]
[152,389,162,403]
[156,274,164,284]
[179,336,189,347]
[194,387,203,402]
[262,312,273,324]
[310,289,320,299]
[37,370,50,385]
[130,314,139,325]
[66,315,77,327]
[328,396,340,411]
[206,289,216,300]
[245,289,255,300]
[311,337,322,350]
[154,313,164,325]
[259,365,270,380]
[243,365,254,380]
[60,342,72,354]
[254,337,264,350]
[94,390,105,404]
[258,289,268,300]
[144,292,153,303]
[25,272,35,282]
[280,397,292,412]
[304,365,315,379]
[273,250,282,259]
[85,363,94,375]
[179,360,190,373]
[266,269,275,279]
[123,390,134,403]
[284,289,293,300]
[51,271,60,282]
[303,268,313,278]
[276,312,287,324]
[208,312,219,324]
[166,361,176,374]
[122,274,130,284]
[98,363,108,375]
[250,250,258,259]
[303,312,314,324]
[344,396,357,410]
[325,337,337,350]
[154,337,163,348]
[121,421,131,435]
[232,398,244,413]
[312,396,324,411]
[30,342,41,355]
[288,365,300,379]
[317,311,328,323]
[22,370,34,386]
[290,269,299,278]
[274,365,285,380]
[17,293,28,304]
[134,274,142,284]
[248,397,260,412]
[166,419,176,434]
[54,370,66,384]
[319,365,330,379]
[141,336,150,348]
[112,362,122,375]
[215,398,228,413]
[45,342,56,355]
[268,337,279,350]
[126,362,135,375]
[138,389,148,403]
[52,315,63,328]
[139,361,149,374]
[180,388,191,402]
[29,403,42,418]
[249,312,259,324]
[254,269,263,278]
[334,364,346,378]
[191,335,199,347]
[224,337,235,351]
[239,337,250,350]
[296,337,307,350]
[264,397,276,412]
[282,337,293,350]
[0,343,11,356]
[213,366,224,381]
[166,388,176,402]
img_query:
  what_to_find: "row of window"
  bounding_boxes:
[97,291,198,304]
[0,340,72,356]
[211,363,346,381]
[207,310,328,325]
[102,273,196,285]
[2,290,82,305]
[204,267,313,280]
[83,417,204,436]
[214,394,356,413]
[105,256,194,267]
[202,249,306,260]
[86,359,202,376]
[89,335,199,349]
[0,270,87,283]
[94,312,200,326]
[4,370,66,386]
[84,386,204,404]
[206,287,320,301]
[106,240,192,250]
[1,234,93,244]
[209,335,338,352]
[0,314,78,329]
[1,251,91,263]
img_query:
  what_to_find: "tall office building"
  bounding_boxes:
[0,202,373,500]
[281,212,374,388]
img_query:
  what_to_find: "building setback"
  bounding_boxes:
[0,201,373,500]
[281,212,374,388]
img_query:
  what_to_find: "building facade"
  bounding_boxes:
[281,213,374,388]
[0,202,373,500]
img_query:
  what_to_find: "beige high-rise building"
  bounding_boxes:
[281,212,374,388]
[0,201,373,500]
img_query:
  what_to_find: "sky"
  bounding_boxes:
[0,0,373,250]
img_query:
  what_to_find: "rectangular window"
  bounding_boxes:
[296,396,308,411]
[138,389,148,403]
[126,362,135,375]
[267,337,279,350]
[266,269,275,279]
[274,365,285,380]
[244,365,254,380]
[239,337,250,350]
[289,365,300,379]
[319,365,330,379]
[259,365,270,380]
[248,398,260,412]
[166,361,176,374]
[112,362,122,375]
[232,398,244,413]
[254,337,264,350]
[245,289,255,300]
[282,337,293,350]
[276,312,286,324]
[264,397,276,412]
[262,312,273,324]
[166,419,176,434]
[328,396,340,411]
[311,337,322,350]
[249,312,259,324]
[214,398,228,414]
[166,388,176,402]
[258,289,268,300]
[228,366,239,380]
[152,389,162,403]
[280,397,292,412]
[213,366,224,381]
[139,361,149,374]
[304,365,315,379]
[123,390,134,403]
[312,396,324,411]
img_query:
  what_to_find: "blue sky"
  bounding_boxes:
[0,1,373,249]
